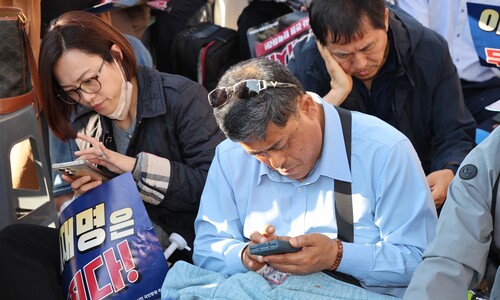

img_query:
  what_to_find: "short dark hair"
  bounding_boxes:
[309,0,387,45]
[213,58,305,143]
[39,11,137,141]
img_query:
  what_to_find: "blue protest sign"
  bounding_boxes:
[59,172,168,300]
[467,3,500,69]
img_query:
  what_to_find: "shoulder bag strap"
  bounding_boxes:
[0,9,42,117]
[19,12,42,118]
[333,106,353,243]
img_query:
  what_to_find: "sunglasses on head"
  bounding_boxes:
[207,79,298,108]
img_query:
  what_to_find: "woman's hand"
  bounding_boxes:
[74,133,136,174]
[61,173,102,197]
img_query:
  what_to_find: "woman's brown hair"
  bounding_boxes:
[39,11,137,141]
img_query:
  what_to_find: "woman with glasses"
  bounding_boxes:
[40,11,225,262]
[0,9,225,299]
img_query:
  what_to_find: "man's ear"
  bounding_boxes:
[384,8,389,32]
[299,94,319,118]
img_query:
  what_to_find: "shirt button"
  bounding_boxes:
[297,187,302,192]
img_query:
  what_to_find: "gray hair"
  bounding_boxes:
[213,58,305,142]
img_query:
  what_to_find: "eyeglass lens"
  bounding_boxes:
[67,78,102,100]
[59,55,106,104]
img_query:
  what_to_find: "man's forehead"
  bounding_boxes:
[325,16,376,45]
[240,121,291,154]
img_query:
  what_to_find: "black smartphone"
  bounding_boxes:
[249,240,301,256]
[52,160,113,182]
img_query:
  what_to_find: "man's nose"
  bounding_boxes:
[268,151,286,170]
[352,52,368,70]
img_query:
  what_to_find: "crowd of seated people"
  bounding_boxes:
[1,0,499,299]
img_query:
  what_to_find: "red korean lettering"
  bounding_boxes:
[117,240,139,283]
[83,256,113,300]
[102,247,125,292]
[485,47,500,67]
[68,270,87,300]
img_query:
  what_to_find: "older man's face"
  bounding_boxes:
[240,95,323,181]
[324,11,389,82]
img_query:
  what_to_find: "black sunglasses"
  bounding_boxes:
[207,79,298,108]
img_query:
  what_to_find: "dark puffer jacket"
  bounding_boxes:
[72,66,226,263]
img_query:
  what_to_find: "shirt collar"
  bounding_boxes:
[313,92,352,183]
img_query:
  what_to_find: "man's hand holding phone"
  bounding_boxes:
[249,240,301,256]
[245,231,342,276]
[242,225,279,271]
[243,225,303,272]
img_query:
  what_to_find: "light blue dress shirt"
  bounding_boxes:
[193,97,437,298]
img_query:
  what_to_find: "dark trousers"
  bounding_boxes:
[461,77,500,132]
[0,224,63,300]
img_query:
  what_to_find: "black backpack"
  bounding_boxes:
[170,22,239,92]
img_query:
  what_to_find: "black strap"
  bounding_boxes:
[323,107,359,287]
[322,269,362,287]
[334,107,353,243]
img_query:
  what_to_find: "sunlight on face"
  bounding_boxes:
[325,14,389,82]
[240,99,323,181]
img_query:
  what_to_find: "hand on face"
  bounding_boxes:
[317,40,353,106]
[74,133,137,175]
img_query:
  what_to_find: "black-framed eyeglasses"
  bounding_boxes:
[208,79,298,108]
[57,53,108,105]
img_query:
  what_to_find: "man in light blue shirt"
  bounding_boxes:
[193,58,437,298]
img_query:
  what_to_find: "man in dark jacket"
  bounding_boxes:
[287,0,476,209]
